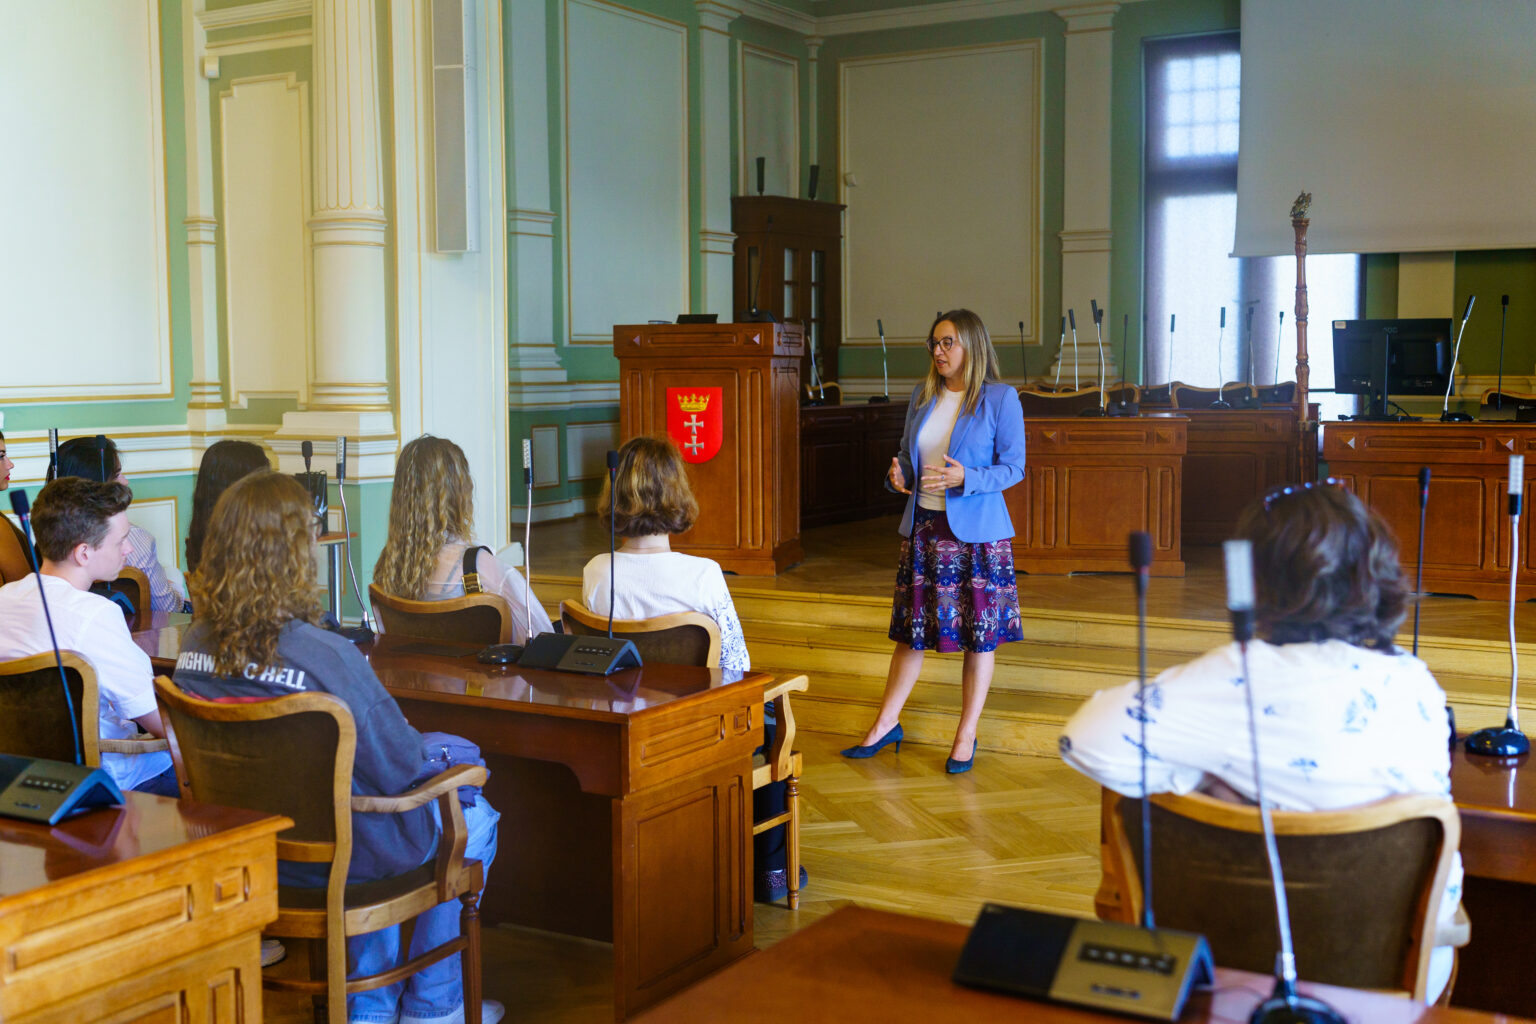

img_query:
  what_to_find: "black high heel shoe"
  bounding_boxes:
[841,723,903,759]
[945,739,978,774]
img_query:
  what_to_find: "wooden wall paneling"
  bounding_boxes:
[1180,408,1301,545]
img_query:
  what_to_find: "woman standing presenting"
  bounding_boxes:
[842,309,1027,773]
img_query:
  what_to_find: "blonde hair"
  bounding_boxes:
[189,472,320,675]
[599,435,699,538]
[917,308,1002,415]
[373,435,475,599]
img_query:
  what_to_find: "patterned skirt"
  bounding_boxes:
[888,507,1024,654]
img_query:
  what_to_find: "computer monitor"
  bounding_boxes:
[1331,318,1453,420]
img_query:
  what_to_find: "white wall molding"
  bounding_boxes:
[198,0,310,30]
[735,0,815,35]
[205,29,313,56]
[508,207,557,237]
[510,495,597,525]
[508,381,621,411]
[1060,228,1112,253]
[817,0,1142,36]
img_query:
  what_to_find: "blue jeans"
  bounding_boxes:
[347,795,500,1023]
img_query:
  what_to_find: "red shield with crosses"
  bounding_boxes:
[666,387,724,464]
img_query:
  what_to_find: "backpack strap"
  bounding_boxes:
[461,545,491,595]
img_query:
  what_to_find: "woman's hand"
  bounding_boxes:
[921,454,965,493]
[888,457,911,494]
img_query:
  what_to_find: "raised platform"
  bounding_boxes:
[530,515,1536,755]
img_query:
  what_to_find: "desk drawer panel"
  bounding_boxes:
[9,886,189,972]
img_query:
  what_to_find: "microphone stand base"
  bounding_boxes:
[1465,719,1530,757]
[1439,411,1475,423]
[867,394,890,403]
[1248,992,1346,1024]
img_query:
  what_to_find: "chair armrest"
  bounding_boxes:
[764,674,809,704]
[351,764,489,814]
[98,736,170,755]
[1434,904,1471,949]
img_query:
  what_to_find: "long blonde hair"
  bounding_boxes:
[373,435,475,599]
[916,308,1002,415]
[189,472,320,675]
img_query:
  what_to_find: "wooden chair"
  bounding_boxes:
[1171,382,1259,409]
[560,599,721,667]
[1140,382,1176,407]
[1257,381,1297,405]
[99,565,151,630]
[154,677,490,1024]
[803,381,842,406]
[1015,387,1104,417]
[369,584,513,645]
[754,674,808,909]
[1098,789,1468,1002]
[0,516,31,585]
[0,650,167,764]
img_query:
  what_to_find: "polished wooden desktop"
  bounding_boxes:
[635,905,1529,1023]
[1004,414,1186,576]
[138,622,769,1020]
[0,791,287,1024]
[1448,743,1536,1017]
[1322,421,1536,599]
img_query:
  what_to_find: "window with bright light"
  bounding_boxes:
[1143,33,1358,420]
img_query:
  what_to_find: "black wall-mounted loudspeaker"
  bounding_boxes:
[755,156,765,195]
[807,164,820,200]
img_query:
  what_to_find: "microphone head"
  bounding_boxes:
[1503,294,1511,307]
[1059,315,1066,334]
[1279,310,1285,324]
[1462,294,1476,322]
[1090,299,1101,324]
[8,489,28,517]
[48,429,58,454]
[1170,313,1176,332]
[1419,465,1432,491]
[301,440,313,460]
[1510,454,1525,497]
[1128,531,1153,571]
[95,434,107,450]
[335,436,347,481]
[1068,309,1076,331]
[522,438,532,470]
[877,318,884,336]
[606,449,620,472]
[1222,539,1256,612]
[1220,306,1226,328]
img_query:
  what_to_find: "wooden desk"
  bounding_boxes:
[1180,407,1301,544]
[0,792,286,1023]
[1322,421,1536,599]
[139,624,769,1020]
[1448,744,1536,1017]
[634,905,1528,1023]
[800,399,908,527]
[1004,414,1186,576]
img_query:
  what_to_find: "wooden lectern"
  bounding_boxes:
[615,322,804,575]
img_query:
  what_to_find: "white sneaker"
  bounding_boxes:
[260,938,287,967]
[399,1000,504,1024]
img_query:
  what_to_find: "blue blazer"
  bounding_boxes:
[892,381,1027,542]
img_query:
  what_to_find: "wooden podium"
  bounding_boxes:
[615,322,804,575]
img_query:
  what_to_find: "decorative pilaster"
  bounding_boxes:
[184,4,225,432]
[306,0,389,413]
[507,0,565,385]
[1051,3,1117,382]
[696,1,738,317]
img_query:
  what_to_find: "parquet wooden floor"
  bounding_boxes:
[262,732,1100,1023]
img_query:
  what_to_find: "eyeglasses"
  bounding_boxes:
[926,336,960,354]
[1261,478,1344,512]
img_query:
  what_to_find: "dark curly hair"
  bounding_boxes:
[1236,483,1408,649]
[599,435,699,538]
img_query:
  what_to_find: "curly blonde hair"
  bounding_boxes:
[188,471,320,675]
[373,435,475,599]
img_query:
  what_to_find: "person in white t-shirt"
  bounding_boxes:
[1059,481,1462,1001]
[374,434,553,644]
[0,477,176,794]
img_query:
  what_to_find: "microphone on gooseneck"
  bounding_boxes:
[1068,309,1079,390]
[332,436,374,641]
[1224,539,1346,1024]
[47,429,59,480]
[1168,313,1176,385]
[1466,454,1530,756]
[95,434,108,481]
[1413,467,1430,657]
[1495,294,1511,411]
[1091,300,1107,412]
[606,450,620,639]
[1053,316,1066,389]
[1210,307,1232,409]
[1128,531,1155,929]
[1440,294,1476,422]
[523,439,535,643]
[302,439,313,472]
[1274,311,1285,384]
[9,490,82,765]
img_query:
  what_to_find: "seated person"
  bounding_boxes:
[0,429,31,584]
[1059,482,1461,1000]
[582,436,802,899]
[374,434,552,644]
[173,471,502,1024]
[51,435,187,612]
[0,477,177,795]
[184,439,271,575]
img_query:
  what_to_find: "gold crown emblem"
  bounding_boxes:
[676,392,711,412]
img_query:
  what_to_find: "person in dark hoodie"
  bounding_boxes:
[173,470,502,1024]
